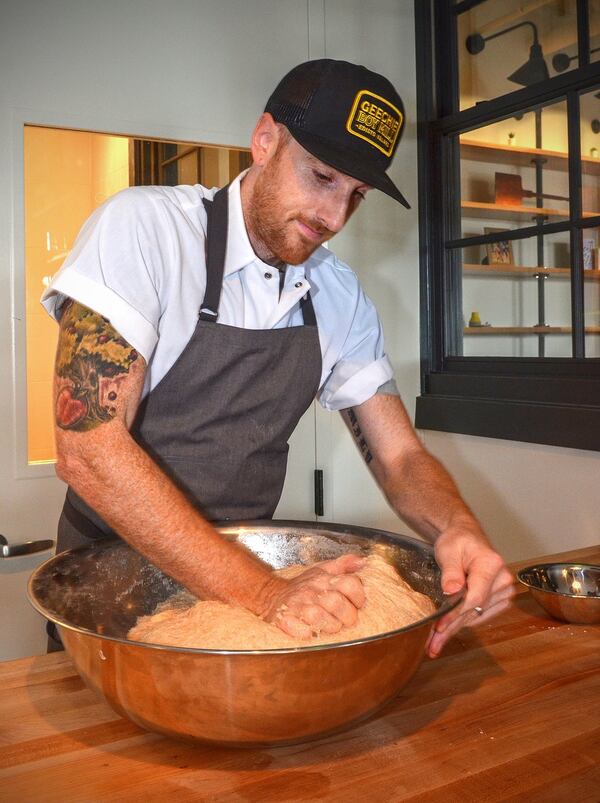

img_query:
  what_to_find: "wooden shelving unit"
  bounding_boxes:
[461,200,577,220]
[459,139,600,353]
[459,139,599,218]
[463,264,600,279]
[460,138,600,177]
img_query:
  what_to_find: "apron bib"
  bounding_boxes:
[58,185,322,551]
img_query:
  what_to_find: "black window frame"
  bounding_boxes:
[414,0,600,452]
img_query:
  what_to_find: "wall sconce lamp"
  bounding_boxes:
[466,21,549,86]
[552,47,600,72]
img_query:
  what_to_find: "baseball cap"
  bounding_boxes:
[265,59,410,208]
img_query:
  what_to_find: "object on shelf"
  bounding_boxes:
[495,172,569,206]
[484,227,513,265]
[468,311,482,327]
[508,132,517,147]
[583,238,597,270]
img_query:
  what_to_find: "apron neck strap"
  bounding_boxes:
[199,183,317,327]
[199,185,229,321]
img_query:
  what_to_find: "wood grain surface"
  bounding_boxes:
[1,546,599,802]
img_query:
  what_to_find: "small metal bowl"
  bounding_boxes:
[517,563,600,624]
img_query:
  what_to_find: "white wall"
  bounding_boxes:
[421,431,600,563]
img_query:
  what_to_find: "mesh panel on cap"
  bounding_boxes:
[266,61,326,126]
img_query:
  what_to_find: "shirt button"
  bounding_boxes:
[295,281,303,288]
[264,272,273,279]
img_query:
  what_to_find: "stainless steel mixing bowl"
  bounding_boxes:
[518,562,600,624]
[29,521,462,746]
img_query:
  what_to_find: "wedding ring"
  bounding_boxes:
[473,606,484,616]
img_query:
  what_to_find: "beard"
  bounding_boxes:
[245,154,330,265]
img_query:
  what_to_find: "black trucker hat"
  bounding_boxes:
[265,58,409,208]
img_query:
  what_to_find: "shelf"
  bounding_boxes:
[463,264,600,280]
[461,201,576,221]
[460,138,600,177]
[464,326,600,335]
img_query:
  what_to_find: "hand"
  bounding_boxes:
[427,523,515,659]
[260,554,366,640]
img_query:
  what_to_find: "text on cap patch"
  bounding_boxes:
[346,90,403,157]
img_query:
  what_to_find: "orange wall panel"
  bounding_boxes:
[24,126,129,464]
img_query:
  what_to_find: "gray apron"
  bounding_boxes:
[57,185,322,551]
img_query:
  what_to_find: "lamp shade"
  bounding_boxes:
[508,42,550,86]
[466,21,550,88]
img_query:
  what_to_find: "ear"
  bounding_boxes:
[250,113,281,166]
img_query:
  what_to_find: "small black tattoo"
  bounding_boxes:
[348,408,373,464]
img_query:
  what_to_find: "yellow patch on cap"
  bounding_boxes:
[346,90,403,157]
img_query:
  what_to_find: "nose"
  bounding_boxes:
[316,192,353,234]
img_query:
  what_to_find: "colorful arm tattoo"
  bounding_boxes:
[55,300,139,432]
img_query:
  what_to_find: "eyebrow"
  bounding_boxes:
[301,150,371,192]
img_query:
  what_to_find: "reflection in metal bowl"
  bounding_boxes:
[28,521,462,746]
[518,563,600,625]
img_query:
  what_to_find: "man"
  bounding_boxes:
[43,59,513,657]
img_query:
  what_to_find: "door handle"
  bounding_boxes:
[0,534,54,558]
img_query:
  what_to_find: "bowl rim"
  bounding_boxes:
[28,520,465,656]
[517,562,600,600]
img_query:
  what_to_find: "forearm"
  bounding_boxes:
[343,395,486,544]
[343,394,513,659]
[377,448,485,543]
[56,423,284,613]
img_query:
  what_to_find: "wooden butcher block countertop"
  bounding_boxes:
[1,546,599,802]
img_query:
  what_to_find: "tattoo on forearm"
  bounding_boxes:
[347,408,373,464]
[55,300,138,432]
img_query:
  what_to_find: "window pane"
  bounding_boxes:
[458,0,576,111]
[452,230,573,358]
[583,226,600,356]
[591,0,600,66]
[581,85,600,358]
[458,101,570,240]
[581,86,600,218]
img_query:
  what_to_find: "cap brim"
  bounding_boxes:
[287,126,411,209]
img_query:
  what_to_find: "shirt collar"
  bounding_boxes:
[223,171,260,277]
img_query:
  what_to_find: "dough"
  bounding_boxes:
[128,554,436,650]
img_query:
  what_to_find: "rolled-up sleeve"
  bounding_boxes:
[41,188,165,364]
[317,279,395,411]
[319,354,394,410]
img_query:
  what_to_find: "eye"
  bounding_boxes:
[313,170,333,184]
